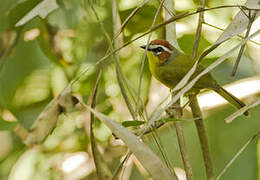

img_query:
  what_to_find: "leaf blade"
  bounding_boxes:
[87,106,176,180]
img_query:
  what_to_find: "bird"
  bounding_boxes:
[141,39,248,116]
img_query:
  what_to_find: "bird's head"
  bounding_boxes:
[140,39,176,64]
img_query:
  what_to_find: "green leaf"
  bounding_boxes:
[122,120,145,127]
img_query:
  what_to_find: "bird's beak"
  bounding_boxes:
[140,45,146,49]
[140,45,151,51]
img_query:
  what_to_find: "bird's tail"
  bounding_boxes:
[214,86,249,116]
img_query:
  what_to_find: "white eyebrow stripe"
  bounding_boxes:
[149,44,173,53]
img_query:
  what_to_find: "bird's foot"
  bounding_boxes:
[166,105,183,117]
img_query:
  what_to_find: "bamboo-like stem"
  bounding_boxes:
[175,122,193,179]
[189,95,215,180]
[167,101,193,180]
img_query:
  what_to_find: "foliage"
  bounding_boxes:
[0,0,260,179]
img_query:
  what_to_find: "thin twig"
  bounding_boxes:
[175,122,193,179]
[191,3,213,178]
[136,0,165,118]
[112,151,132,180]
[225,98,260,123]
[89,69,112,179]
[115,0,149,38]
[231,10,257,76]
[151,130,173,169]
[217,130,260,180]
[91,2,137,119]
[189,95,215,180]
[160,0,175,17]
[192,0,205,59]
[112,0,137,119]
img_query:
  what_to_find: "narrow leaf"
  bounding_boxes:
[122,120,145,127]
[164,0,181,51]
[214,0,260,45]
[87,106,176,180]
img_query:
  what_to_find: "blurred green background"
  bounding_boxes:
[0,0,260,179]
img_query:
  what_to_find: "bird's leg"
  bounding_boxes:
[181,93,198,109]
[167,92,198,116]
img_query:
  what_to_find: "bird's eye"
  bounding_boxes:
[157,47,163,52]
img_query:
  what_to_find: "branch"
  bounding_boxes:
[231,10,257,76]
[89,69,112,179]
[189,95,215,180]
[136,0,165,118]
[192,0,205,59]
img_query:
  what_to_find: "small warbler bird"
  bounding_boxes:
[141,39,248,115]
